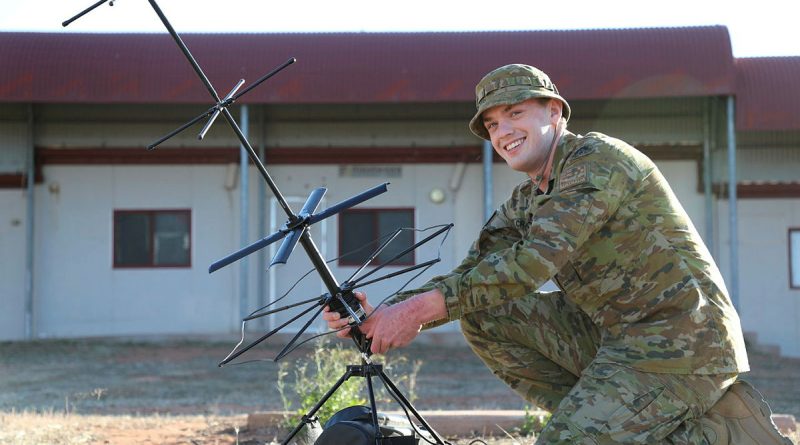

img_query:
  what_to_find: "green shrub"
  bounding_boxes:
[277,339,421,427]
[516,406,551,437]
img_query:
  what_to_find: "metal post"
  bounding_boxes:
[727,96,739,310]
[703,98,713,254]
[24,104,35,339]
[709,98,719,259]
[239,104,250,320]
[257,107,267,329]
[482,140,493,221]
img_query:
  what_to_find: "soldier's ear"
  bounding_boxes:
[549,99,562,123]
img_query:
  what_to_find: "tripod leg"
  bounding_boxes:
[376,369,446,444]
[281,367,355,445]
[364,370,382,445]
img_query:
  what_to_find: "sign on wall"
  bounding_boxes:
[339,165,402,178]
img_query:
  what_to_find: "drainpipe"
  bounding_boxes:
[710,98,719,259]
[257,107,267,329]
[25,104,35,339]
[239,104,250,320]
[727,96,739,311]
[482,140,493,221]
[703,98,713,254]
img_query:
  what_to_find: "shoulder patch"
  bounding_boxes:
[568,145,594,162]
[559,164,589,191]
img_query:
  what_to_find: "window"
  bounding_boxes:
[791,228,800,289]
[338,208,415,266]
[114,210,191,268]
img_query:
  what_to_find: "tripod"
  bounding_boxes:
[281,332,446,445]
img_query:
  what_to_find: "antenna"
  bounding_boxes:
[63,3,451,443]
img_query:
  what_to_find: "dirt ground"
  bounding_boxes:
[1,336,798,444]
[0,411,538,445]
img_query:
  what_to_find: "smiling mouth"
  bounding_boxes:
[504,138,525,151]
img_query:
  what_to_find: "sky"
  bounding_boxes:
[1,0,798,58]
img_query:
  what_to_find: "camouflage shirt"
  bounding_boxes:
[394,131,749,375]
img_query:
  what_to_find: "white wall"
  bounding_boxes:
[28,162,467,339]
[716,199,800,357]
[33,164,239,338]
[0,189,27,340]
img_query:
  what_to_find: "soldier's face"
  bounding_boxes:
[483,99,561,179]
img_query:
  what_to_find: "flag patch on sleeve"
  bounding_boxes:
[559,164,589,191]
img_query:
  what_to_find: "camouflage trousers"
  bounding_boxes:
[460,291,737,444]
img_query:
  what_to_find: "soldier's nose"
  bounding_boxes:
[497,120,513,137]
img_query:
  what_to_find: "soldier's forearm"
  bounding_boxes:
[404,289,448,326]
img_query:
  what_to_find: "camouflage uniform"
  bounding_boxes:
[388,65,754,443]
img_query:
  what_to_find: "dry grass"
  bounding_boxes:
[0,410,536,445]
[0,411,248,445]
[1,411,796,444]
[1,339,797,444]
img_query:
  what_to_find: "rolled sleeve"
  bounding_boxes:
[444,164,627,318]
[434,275,464,320]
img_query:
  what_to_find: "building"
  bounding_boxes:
[1,27,799,356]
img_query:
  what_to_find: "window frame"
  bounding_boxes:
[337,207,415,267]
[790,228,800,290]
[113,209,192,269]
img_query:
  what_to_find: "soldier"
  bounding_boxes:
[324,64,791,444]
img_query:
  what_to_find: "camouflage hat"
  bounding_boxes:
[468,64,571,140]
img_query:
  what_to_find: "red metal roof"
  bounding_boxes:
[736,57,800,131]
[1,27,735,105]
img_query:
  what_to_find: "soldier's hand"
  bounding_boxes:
[322,291,374,339]
[361,298,423,355]
[362,289,447,355]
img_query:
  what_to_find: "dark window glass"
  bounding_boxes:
[115,213,150,266]
[114,210,191,268]
[339,209,414,266]
[154,213,190,265]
